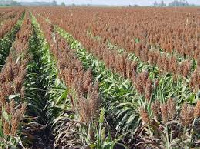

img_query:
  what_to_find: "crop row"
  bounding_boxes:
[32,8,198,102]
[31,8,200,148]
[29,9,198,148]
[0,8,20,23]
[0,12,32,148]
[0,9,24,39]
[0,7,200,148]
[33,7,200,81]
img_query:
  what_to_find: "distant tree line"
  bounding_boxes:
[0,0,59,6]
[154,1,166,6]
[169,0,189,6]
[154,0,195,7]
[0,0,20,6]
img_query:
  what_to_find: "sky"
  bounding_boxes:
[15,0,200,6]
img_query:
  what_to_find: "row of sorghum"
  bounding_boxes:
[0,8,20,21]
[33,7,200,62]
[55,19,155,102]
[0,14,32,137]
[140,98,200,127]
[88,8,200,61]
[0,9,24,39]
[34,8,196,80]
[139,99,200,147]
[35,14,100,124]
[134,42,192,78]
[32,8,156,102]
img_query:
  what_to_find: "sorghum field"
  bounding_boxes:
[0,6,200,149]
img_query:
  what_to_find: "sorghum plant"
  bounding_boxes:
[0,13,32,148]
[138,98,200,149]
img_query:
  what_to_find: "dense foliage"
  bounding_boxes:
[0,7,200,149]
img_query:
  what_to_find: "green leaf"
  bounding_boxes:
[8,93,20,100]
[186,93,196,103]
[2,110,10,121]
[99,108,105,123]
